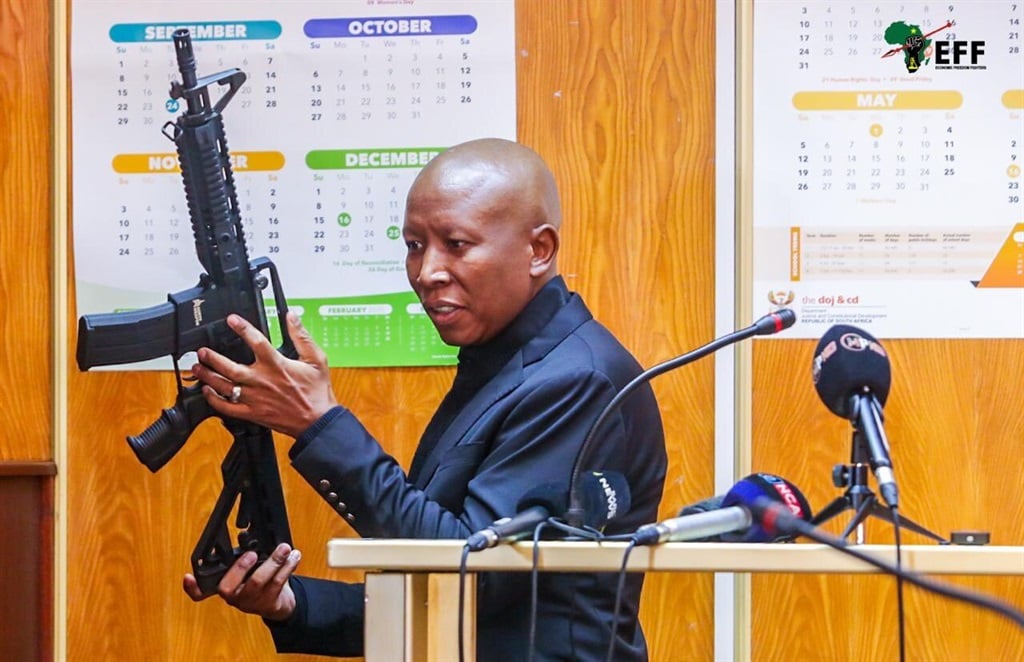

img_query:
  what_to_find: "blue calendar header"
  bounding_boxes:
[304,15,478,39]
[109,21,282,43]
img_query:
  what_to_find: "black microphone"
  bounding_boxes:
[632,473,813,545]
[812,324,898,507]
[466,470,631,551]
[565,309,797,527]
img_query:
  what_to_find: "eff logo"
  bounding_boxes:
[882,19,986,72]
[935,40,987,69]
[883,21,938,72]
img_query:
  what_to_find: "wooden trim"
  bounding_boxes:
[0,462,58,477]
[733,1,757,660]
[54,0,71,661]
[328,539,1024,576]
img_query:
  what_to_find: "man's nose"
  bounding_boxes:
[416,247,451,286]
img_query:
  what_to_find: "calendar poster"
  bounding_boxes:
[752,0,1024,338]
[71,0,516,367]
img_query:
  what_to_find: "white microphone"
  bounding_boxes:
[633,473,813,545]
[633,507,752,544]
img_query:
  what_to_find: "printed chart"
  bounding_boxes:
[752,0,1023,337]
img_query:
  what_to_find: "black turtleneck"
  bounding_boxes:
[406,276,569,482]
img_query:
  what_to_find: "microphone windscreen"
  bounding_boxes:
[811,324,891,419]
[677,494,726,517]
[719,473,813,542]
[577,470,631,529]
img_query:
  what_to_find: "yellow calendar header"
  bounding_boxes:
[1003,90,1024,109]
[112,151,285,174]
[792,91,963,111]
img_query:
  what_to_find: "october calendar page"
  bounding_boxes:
[71,0,515,367]
[752,0,1023,338]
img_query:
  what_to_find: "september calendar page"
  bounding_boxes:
[752,0,1023,338]
[71,0,515,367]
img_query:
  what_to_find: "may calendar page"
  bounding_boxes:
[71,0,515,367]
[752,0,1023,338]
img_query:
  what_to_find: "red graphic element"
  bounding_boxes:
[880,20,955,58]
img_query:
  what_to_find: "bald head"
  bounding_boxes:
[409,138,562,232]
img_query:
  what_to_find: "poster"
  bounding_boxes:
[752,0,1023,338]
[71,0,516,367]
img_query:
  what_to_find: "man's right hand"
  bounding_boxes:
[191,312,338,439]
[183,542,301,622]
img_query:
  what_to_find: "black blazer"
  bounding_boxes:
[268,288,667,660]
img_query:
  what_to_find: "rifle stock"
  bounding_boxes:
[190,423,291,597]
[76,28,294,596]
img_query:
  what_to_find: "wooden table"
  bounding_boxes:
[326,540,1024,661]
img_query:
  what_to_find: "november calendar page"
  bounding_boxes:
[71,0,515,367]
[752,0,1023,338]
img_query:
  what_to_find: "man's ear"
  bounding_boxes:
[529,224,559,277]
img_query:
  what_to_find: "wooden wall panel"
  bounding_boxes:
[517,3,717,659]
[751,339,1024,660]
[65,1,717,660]
[0,473,54,662]
[58,1,1024,660]
[0,1,54,659]
[0,0,52,460]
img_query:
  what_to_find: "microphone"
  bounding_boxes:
[632,473,812,545]
[466,470,631,551]
[678,494,725,516]
[812,324,898,507]
[657,495,727,542]
[565,309,797,527]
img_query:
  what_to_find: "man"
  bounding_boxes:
[185,138,667,660]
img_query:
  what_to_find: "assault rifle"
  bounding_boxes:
[77,29,294,596]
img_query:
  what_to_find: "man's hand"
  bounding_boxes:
[183,542,300,622]
[191,312,337,438]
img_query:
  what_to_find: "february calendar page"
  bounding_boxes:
[752,0,1023,338]
[71,0,515,367]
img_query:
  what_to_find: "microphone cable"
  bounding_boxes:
[757,499,1024,629]
[463,520,601,662]
[891,506,907,662]
[457,542,472,662]
[542,517,611,540]
[526,518,606,661]
[605,538,638,662]
[463,518,608,662]
[526,520,548,662]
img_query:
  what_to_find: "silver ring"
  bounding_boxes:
[229,384,242,404]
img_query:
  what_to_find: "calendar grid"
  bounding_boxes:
[751,0,1024,338]
[71,1,516,367]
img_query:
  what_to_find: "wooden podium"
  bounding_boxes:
[326,539,1024,661]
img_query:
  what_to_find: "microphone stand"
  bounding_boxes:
[812,422,947,544]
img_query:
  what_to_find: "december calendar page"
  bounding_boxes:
[752,0,1024,338]
[71,0,515,367]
